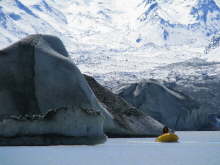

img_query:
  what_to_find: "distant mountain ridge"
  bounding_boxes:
[136,0,220,46]
[1,0,220,49]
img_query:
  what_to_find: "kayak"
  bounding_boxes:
[155,133,179,142]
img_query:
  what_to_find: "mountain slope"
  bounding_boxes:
[0,0,220,85]
[136,0,220,46]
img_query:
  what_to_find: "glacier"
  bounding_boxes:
[0,0,220,129]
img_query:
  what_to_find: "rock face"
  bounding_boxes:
[84,75,164,137]
[0,34,106,145]
[117,79,203,130]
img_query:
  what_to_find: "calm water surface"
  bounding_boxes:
[0,131,219,165]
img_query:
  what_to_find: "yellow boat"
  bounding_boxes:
[155,133,179,142]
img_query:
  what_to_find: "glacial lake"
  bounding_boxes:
[0,131,219,165]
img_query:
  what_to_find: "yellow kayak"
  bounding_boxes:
[155,133,179,142]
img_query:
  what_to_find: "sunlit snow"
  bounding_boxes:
[0,0,220,88]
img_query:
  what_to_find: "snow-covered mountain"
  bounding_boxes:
[1,0,220,47]
[136,0,220,46]
[1,0,220,129]
[0,0,114,49]
[0,0,220,82]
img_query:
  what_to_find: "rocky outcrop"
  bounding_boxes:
[84,75,164,137]
[204,34,220,54]
[116,79,203,130]
[0,34,106,145]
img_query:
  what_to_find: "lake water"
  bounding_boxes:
[0,131,219,165]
